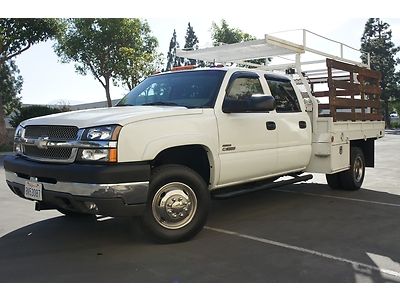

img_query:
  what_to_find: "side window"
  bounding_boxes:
[266,78,301,113]
[225,77,263,102]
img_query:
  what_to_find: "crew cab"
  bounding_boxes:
[4,30,385,242]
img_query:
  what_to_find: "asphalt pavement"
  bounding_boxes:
[0,134,399,282]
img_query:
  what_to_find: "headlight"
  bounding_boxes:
[81,125,121,141]
[78,125,120,163]
[78,148,118,162]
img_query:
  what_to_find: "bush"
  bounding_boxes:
[9,105,64,128]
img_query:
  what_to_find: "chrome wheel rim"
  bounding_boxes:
[353,156,364,183]
[151,182,197,230]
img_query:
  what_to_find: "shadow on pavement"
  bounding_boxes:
[0,183,399,283]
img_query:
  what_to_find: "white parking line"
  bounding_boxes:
[205,226,400,281]
[274,189,400,208]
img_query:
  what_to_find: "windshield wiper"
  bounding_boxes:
[142,101,183,107]
[116,103,134,107]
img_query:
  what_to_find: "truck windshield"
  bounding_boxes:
[117,70,226,108]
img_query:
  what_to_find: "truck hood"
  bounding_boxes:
[20,106,203,128]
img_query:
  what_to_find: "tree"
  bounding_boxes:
[211,19,255,46]
[0,60,23,116]
[9,105,63,128]
[114,21,161,91]
[55,18,160,107]
[0,18,61,146]
[361,18,400,128]
[165,29,180,71]
[184,22,199,65]
[211,19,267,67]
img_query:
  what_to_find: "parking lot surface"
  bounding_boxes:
[0,134,399,282]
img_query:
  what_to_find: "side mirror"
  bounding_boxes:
[222,95,276,113]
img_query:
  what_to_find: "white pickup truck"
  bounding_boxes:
[4,30,385,242]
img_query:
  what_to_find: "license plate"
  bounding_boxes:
[24,181,43,201]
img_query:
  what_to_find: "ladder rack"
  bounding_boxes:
[176,29,382,122]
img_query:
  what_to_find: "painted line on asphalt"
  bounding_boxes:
[274,188,400,208]
[205,226,400,280]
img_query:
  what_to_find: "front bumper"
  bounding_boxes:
[4,155,151,217]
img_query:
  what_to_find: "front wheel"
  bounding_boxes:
[140,164,210,243]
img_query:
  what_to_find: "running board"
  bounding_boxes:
[212,174,313,199]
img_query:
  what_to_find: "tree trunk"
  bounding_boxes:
[0,92,7,147]
[105,79,112,108]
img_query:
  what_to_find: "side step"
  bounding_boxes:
[212,174,313,199]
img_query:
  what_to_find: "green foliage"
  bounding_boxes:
[0,18,62,63]
[114,20,161,90]
[0,18,62,146]
[54,18,161,105]
[184,23,199,66]
[211,19,267,67]
[361,18,400,128]
[9,105,63,128]
[166,29,180,71]
[184,22,199,50]
[0,60,22,115]
[211,19,255,46]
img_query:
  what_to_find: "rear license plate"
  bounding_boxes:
[24,181,43,201]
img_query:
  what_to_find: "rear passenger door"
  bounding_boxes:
[265,75,312,173]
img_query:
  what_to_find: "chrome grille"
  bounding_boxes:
[21,125,79,162]
[24,145,73,160]
[25,125,78,140]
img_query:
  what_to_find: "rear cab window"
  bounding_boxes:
[265,75,301,113]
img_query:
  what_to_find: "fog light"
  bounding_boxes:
[81,149,109,161]
[14,143,22,153]
[85,202,98,211]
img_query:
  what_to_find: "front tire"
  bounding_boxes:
[141,164,210,243]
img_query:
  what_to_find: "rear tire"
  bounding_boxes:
[339,147,365,191]
[326,173,342,189]
[141,164,210,243]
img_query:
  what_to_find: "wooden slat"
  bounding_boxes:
[318,104,330,110]
[332,80,381,94]
[326,58,360,73]
[333,98,381,109]
[359,68,381,80]
[314,90,361,97]
[335,112,383,121]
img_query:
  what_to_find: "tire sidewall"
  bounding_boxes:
[351,149,365,189]
[339,147,365,190]
[141,164,210,243]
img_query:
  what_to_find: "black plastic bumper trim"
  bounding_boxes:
[4,155,150,184]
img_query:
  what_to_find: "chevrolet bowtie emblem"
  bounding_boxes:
[35,136,50,149]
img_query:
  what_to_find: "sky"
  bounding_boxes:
[3,0,400,106]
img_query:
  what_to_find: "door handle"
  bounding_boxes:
[266,121,276,130]
[299,121,307,129]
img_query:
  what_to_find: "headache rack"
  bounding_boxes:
[177,29,383,123]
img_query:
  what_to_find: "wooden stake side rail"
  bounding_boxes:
[313,58,382,122]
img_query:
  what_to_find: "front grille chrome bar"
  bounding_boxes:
[15,137,117,149]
